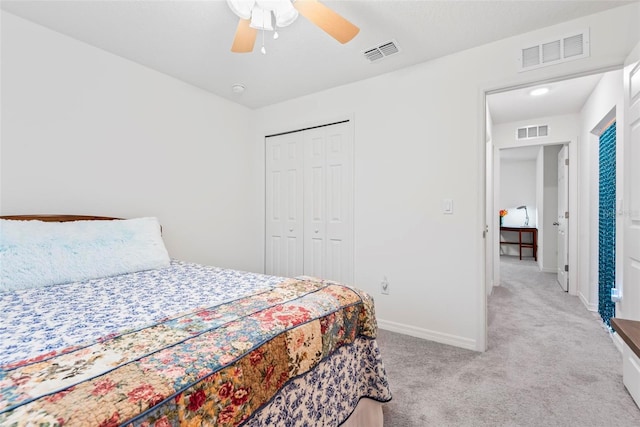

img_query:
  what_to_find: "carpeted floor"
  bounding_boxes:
[377,255,640,426]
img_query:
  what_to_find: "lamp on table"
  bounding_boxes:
[517,205,529,226]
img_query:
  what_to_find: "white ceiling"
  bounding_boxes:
[488,72,605,161]
[1,0,634,109]
[489,67,608,162]
[487,72,604,125]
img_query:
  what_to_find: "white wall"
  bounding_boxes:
[500,158,537,228]
[578,69,624,312]
[252,4,640,351]
[0,12,263,272]
[493,114,579,149]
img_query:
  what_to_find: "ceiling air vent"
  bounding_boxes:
[363,40,400,63]
[564,33,584,58]
[518,29,589,72]
[522,46,539,68]
[517,125,549,140]
[542,40,561,63]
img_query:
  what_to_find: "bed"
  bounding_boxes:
[0,215,391,426]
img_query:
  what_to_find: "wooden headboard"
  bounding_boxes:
[0,215,122,222]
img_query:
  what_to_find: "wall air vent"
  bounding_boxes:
[363,40,400,63]
[518,29,589,72]
[517,125,549,140]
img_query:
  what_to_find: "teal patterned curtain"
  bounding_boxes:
[598,122,616,327]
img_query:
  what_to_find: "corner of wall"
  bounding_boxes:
[377,319,478,352]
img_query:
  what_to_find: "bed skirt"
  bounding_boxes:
[245,336,390,426]
[343,398,384,427]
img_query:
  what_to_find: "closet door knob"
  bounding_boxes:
[289,228,294,232]
[314,229,319,233]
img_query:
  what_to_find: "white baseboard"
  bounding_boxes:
[377,319,477,351]
[540,267,556,273]
[611,330,624,353]
[578,291,598,312]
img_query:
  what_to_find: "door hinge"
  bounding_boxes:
[565,158,569,166]
[565,211,569,219]
[565,264,569,272]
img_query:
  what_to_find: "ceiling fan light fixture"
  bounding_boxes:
[250,8,274,30]
[228,0,360,53]
[227,0,255,20]
[273,2,298,27]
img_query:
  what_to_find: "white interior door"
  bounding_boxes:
[485,138,494,296]
[265,132,304,277]
[303,122,354,283]
[557,145,569,291]
[620,43,640,321]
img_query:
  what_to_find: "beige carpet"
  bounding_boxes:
[377,256,640,426]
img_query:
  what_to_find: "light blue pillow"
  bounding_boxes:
[0,217,170,292]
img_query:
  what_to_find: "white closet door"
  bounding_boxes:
[303,128,327,278]
[303,122,354,283]
[265,132,304,277]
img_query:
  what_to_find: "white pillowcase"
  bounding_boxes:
[0,217,170,292]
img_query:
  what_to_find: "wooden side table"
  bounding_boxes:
[499,226,538,261]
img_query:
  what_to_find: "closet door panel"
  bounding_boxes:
[265,133,303,277]
[304,129,327,278]
[323,123,353,283]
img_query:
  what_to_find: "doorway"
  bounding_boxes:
[484,69,619,336]
[495,143,566,278]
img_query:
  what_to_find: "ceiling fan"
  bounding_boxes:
[227,0,360,53]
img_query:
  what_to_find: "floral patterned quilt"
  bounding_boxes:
[0,261,391,426]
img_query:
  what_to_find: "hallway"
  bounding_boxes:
[378,256,640,426]
[490,256,639,424]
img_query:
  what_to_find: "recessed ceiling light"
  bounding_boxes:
[231,83,246,94]
[530,87,550,97]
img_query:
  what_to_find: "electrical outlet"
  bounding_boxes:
[443,198,453,214]
[381,277,389,295]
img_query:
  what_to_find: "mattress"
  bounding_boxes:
[0,261,391,426]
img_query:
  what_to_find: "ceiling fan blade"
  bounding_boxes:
[231,18,257,53]
[294,0,360,44]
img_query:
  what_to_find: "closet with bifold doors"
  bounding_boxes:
[265,120,354,284]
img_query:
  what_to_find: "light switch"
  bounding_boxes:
[443,199,453,214]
